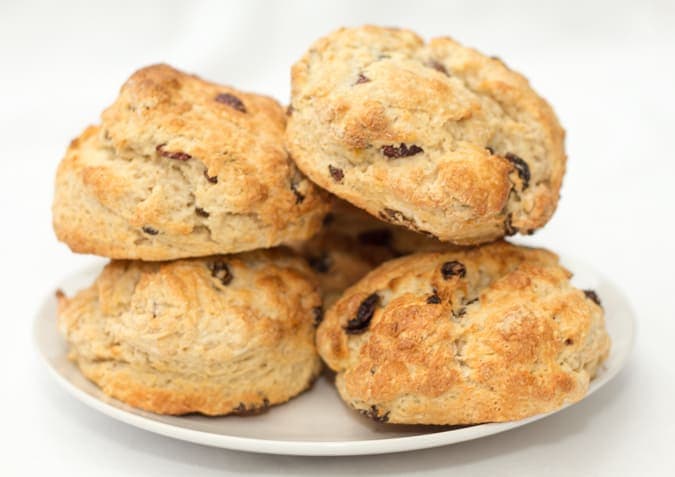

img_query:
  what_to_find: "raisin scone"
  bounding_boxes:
[287,26,566,245]
[292,198,455,307]
[53,64,330,260]
[57,248,323,415]
[317,241,610,425]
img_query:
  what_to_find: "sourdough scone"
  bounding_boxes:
[57,249,323,415]
[293,198,454,307]
[317,241,610,425]
[288,26,566,245]
[53,64,330,260]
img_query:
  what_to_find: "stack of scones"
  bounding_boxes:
[53,26,610,424]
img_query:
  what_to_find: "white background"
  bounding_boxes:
[1,0,674,475]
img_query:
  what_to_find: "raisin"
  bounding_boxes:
[428,60,449,76]
[504,152,531,189]
[142,226,158,235]
[308,253,331,273]
[355,73,371,84]
[215,92,246,113]
[156,144,191,161]
[441,261,466,279]
[232,399,269,415]
[357,228,392,247]
[564,338,574,346]
[328,165,344,182]
[359,405,390,423]
[208,260,233,286]
[195,207,210,218]
[485,146,495,155]
[426,291,441,304]
[380,143,424,159]
[203,169,218,183]
[344,293,379,334]
[504,213,518,236]
[583,289,602,306]
[312,306,324,326]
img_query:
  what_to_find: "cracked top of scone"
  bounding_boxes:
[53,64,330,260]
[287,26,566,245]
[57,248,323,416]
[316,241,610,425]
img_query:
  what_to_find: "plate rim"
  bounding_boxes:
[34,257,636,456]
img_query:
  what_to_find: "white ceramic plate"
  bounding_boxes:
[34,256,634,456]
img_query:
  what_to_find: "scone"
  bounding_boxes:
[317,241,610,425]
[53,64,330,260]
[293,198,454,306]
[57,248,323,415]
[287,26,566,245]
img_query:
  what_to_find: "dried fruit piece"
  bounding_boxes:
[195,207,210,218]
[203,169,218,184]
[142,226,158,235]
[583,289,602,306]
[215,92,246,113]
[156,144,192,161]
[355,73,371,84]
[381,143,424,159]
[505,152,531,189]
[345,293,379,334]
[359,405,390,423]
[328,165,344,182]
[426,291,441,304]
[428,60,449,76]
[208,260,233,286]
[441,261,466,279]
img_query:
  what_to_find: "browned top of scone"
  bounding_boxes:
[53,64,330,260]
[102,64,288,181]
[317,241,609,424]
[288,26,566,244]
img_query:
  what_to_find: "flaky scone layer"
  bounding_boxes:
[57,249,322,415]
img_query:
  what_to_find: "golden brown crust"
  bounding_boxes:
[287,26,566,244]
[317,241,610,425]
[53,64,330,260]
[57,248,323,415]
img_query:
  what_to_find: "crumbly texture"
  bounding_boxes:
[57,249,323,416]
[53,64,330,260]
[288,26,566,245]
[317,241,610,425]
[291,198,455,306]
